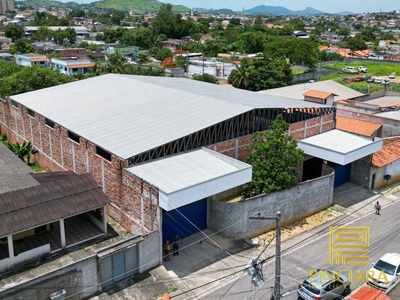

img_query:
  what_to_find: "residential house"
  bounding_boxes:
[51,57,94,75]
[0,37,12,51]
[0,142,109,274]
[15,53,50,67]
[371,137,400,189]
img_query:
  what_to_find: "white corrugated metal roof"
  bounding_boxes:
[258,80,363,102]
[298,129,382,165]
[12,74,331,160]
[126,148,252,210]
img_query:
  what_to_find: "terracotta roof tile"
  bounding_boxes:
[372,136,400,168]
[69,63,95,69]
[336,116,381,137]
[30,57,50,62]
[350,286,391,300]
[304,90,338,99]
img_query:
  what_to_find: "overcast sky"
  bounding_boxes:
[62,0,398,14]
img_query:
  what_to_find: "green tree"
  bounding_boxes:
[32,26,51,41]
[192,73,216,83]
[264,37,318,69]
[9,38,34,54]
[0,66,73,96]
[243,114,304,197]
[156,47,173,61]
[234,32,265,54]
[134,27,153,49]
[136,52,151,65]
[5,24,25,42]
[228,55,292,91]
[346,35,367,51]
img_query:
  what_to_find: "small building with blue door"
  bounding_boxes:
[126,148,252,244]
[298,129,382,188]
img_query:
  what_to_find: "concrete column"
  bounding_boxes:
[7,235,14,258]
[60,219,66,248]
[102,206,107,233]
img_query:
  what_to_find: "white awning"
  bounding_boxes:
[126,148,252,211]
[297,130,382,165]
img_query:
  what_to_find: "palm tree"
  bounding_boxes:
[6,141,37,164]
[105,50,124,74]
[228,58,253,90]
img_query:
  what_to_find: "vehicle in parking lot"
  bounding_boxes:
[341,66,359,74]
[346,78,356,83]
[382,79,391,85]
[367,77,374,83]
[355,77,364,82]
[364,75,372,81]
[359,66,368,73]
[374,78,383,83]
[389,73,396,79]
[298,269,351,300]
[367,253,400,290]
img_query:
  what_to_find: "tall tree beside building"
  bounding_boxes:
[243,115,304,197]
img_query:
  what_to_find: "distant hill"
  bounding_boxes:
[244,5,325,15]
[15,0,190,13]
[15,0,81,9]
[192,7,237,15]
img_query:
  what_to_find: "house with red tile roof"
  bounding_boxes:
[349,286,391,300]
[371,136,400,189]
[304,90,338,106]
[336,116,382,138]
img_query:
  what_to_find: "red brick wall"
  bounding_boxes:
[0,98,158,236]
[211,115,335,161]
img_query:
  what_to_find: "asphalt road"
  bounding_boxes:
[200,198,400,300]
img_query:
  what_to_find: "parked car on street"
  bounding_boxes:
[374,78,383,83]
[382,79,391,85]
[389,73,396,79]
[298,269,351,300]
[364,75,372,80]
[367,77,374,83]
[359,66,368,73]
[367,253,400,290]
[346,78,356,83]
[355,77,364,82]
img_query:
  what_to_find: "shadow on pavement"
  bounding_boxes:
[333,182,375,208]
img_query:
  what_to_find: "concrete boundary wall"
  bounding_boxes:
[209,165,334,240]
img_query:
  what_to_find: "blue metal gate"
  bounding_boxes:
[162,198,207,243]
[334,163,351,188]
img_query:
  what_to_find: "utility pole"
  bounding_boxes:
[249,211,281,300]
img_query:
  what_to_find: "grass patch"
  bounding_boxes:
[323,61,399,77]
[29,163,48,173]
[320,61,400,93]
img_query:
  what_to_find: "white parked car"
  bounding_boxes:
[367,253,400,290]
[359,66,368,73]
[374,78,383,83]
[389,73,396,79]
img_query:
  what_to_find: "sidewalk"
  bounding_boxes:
[92,186,400,300]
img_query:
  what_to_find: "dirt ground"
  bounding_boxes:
[251,207,343,247]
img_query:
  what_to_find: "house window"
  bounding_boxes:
[11,100,19,108]
[68,131,80,144]
[45,118,55,129]
[96,146,112,162]
[27,108,35,118]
